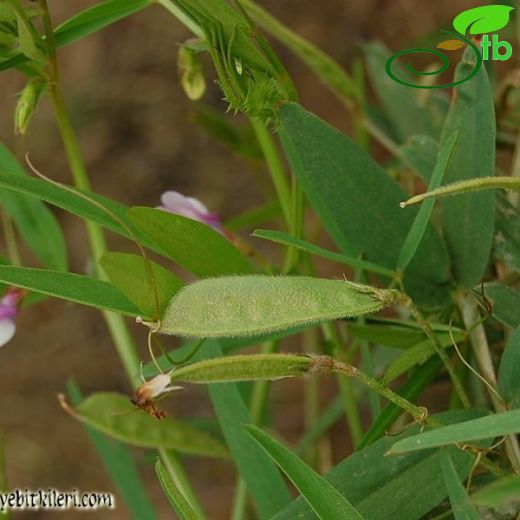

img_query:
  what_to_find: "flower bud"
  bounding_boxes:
[14,78,46,135]
[178,41,206,101]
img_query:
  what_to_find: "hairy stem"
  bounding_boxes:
[401,293,471,409]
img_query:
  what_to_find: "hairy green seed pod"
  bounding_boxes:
[169,354,313,384]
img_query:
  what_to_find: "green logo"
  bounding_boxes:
[386,5,515,89]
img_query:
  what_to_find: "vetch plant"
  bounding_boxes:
[1,1,520,519]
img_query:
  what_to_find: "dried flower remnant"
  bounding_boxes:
[0,288,24,347]
[159,191,223,233]
[131,373,182,420]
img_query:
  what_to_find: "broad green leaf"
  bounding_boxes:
[494,192,520,273]
[440,451,480,520]
[0,145,67,271]
[199,341,291,519]
[399,135,439,183]
[362,42,447,142]
[100,252,182,318]
[484,282,520,328]
[0,265,140,316]
[67,392,228,458]
[253,229,396,278]
[498,326,520,409]
[0,172,158,253]
[472,475,520,508]
[279,102,452,307]
[155,459,198,520]
[382,331,463,384]
[246,425,364,520]
[159,275,399,338]
[67,380,157,520]
[0,0,152,71]
[240,0,360,104]
[129,207,251,277]
[437,45,496,288]
[359,357,442,449]
[453,5,514,35]
[274,410,485,520]
[397,131,458,272]
[389,410,520,454]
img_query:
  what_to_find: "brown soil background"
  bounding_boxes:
[0,1,510,518]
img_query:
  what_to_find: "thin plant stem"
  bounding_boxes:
[38,1,206,513]
[400,293,471,409]
[250,117,292,226]
[1,212,21,266]
[458,295,520,474]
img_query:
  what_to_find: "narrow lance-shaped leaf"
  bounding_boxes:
[61,392,229,459]
[0,144,68,271]
[0,0,153,71]
[0,265,140,316]
[245,425,365,520]
[279,102,452,307]
[440,451,480,520]
[397,130,459,272]
[155,459,198,520]
[159,275,401,338]
[275,410,486,520]
[0,172,159,253]
[436,45,496,288]
[389,409,520,454]
[100,252,183,318]
[129,207,252,277]
[253,229,396,278]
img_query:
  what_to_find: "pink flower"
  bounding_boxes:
[0,288,23,347]
[159,191,223,233]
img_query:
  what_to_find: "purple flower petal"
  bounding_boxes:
[159,190,223,233]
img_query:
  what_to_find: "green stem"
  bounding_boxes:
[156,0,203,37]
[458,295,520,474]
[250,117,292,227]
[401,293,471,409]
[329,359,428,422]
